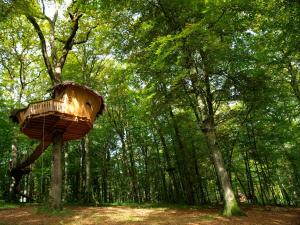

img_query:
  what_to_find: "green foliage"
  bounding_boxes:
[0,200,18,209]
[0,0,299,215]
[0,0,42,20]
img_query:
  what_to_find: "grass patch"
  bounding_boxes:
[98,202,211,210]
[0,200,19,210]
[198,214,217,221]
[34,205,73,217]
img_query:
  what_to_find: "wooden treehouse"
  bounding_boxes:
[9,82,104,196]
[14,82,104,142]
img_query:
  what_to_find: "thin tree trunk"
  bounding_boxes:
[79,139,86,201]
[254,161,266,205]
[169,108,195,205]
[142,146,150,202]
[128,145,139,202]
[102,148,110,203]
[85,136,91,203]
[155,123,180,202]
[9,139,18,202]
[63,143,69,203]
[49,132,63,210]
[153,134,168,202]
[192,144,207,204]
[243,148,257,203]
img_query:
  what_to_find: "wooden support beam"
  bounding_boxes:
[9,139,51,178]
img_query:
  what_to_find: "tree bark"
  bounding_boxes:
[155,123,180,202]
[169,107,195,205]
[153,133,168,202]
[79,139,85,201]
[141,145,150,202]
[128,144,139,202]
[200,68,243,215]
[49,132,63,210]
[9,138,18,202]
[63,143,69,203]
[84,136,91,203]
[243,148,257,203]
[203,119,242,215]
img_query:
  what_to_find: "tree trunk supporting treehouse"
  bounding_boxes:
[49,132,63,210]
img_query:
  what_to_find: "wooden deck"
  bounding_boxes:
[17,99,63,123]
[17,99,94,141]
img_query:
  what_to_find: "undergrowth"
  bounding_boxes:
[34,205,73,217]
[97,202,215,210]
[0,200,19,210]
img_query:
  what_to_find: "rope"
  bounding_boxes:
[41,113,46,195]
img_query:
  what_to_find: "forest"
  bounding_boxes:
[0,0,300,224]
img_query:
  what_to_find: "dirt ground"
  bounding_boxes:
[0,205,299,225]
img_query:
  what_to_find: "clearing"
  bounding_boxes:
[0,205,299,225]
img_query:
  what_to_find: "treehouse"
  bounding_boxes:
[9,82,104,201]
[12,82,105,142]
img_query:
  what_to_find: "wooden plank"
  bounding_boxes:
[12,140,51,171]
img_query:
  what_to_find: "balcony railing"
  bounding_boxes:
[18,99,65,124]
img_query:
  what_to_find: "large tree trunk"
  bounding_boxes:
[203,118,243,216]
[200,68,243,216]
[49,132,63,210]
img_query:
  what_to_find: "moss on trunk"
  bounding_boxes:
[223,199,245,216]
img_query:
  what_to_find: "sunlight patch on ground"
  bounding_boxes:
[65,207,160,224]
[0,206,299,225]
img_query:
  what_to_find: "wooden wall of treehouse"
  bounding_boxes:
[55,86,101,122]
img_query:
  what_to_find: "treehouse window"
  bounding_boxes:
[86,101,93,111]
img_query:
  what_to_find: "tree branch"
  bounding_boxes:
[58,13,83,70]
[74,25,97,45]
[26,15,54,82]
[41,0,45,14]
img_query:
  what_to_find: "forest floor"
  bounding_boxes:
[0,204,300,225]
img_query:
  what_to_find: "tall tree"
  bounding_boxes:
[6,0,94,209]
